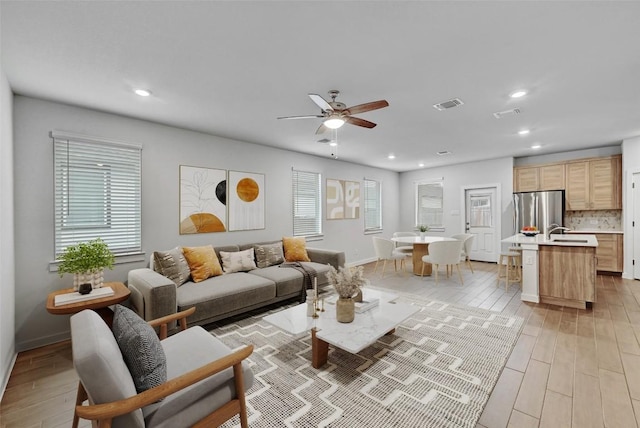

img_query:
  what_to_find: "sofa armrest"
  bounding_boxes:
[127,268,178,323]
[307,247,345,270]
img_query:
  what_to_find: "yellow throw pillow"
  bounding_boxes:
[182,245,223,282]
[282,236,311,262]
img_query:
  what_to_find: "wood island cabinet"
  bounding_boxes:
[538,245,596,309]
[566,155,621,210]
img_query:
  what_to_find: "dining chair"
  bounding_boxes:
[421,239,465,285]
[372,236,409,278]
[450,233,475,273]
[392,231,417,255]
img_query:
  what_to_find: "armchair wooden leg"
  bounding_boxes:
[233,363,249,428]
[72,381,87,428]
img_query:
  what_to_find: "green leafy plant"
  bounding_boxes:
[57,238,115,276]
[417,225,429,233]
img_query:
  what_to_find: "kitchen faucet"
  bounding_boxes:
[546,225,571,239]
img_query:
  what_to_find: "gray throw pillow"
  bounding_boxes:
[153,247,191,286]
[112,305,167,394]
[254,242,285,268]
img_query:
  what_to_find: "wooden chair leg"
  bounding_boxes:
[373,259,379,274]
[456,264,464,285]
[434,264,439,284]
[420,261,425,277]
[381,260,387,278]
[73,381,88,428]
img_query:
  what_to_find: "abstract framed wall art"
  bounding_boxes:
[344,180,360,219]
[228,170,265,231]
[326,178,345,220]
[179,165,227,234]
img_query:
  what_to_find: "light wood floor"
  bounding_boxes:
[2,260,639,428]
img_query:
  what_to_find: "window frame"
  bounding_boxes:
[291,168,323,239]
[363,178,382,233]
[52,131,143,264]
[415,178,445,232]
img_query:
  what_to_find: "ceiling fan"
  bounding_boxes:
[277,90,389,134]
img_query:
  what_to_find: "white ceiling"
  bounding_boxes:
[2,1,640,172]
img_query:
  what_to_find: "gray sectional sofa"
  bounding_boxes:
[128,240,345,327]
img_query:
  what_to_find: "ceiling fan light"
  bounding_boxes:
[324,117,345,129]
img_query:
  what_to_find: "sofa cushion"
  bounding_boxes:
[153,247,191,287]
[253,242,285,268]
[250,262,333,296]
[112,305,168,394]
[182,245,223,282]
[142,326,254,428]
[177,273,276,324]
[219,248,257,273]
[282,236,310,262]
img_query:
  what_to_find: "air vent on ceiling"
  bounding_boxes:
[493,108,521,119]
[436,151,452,156]
[433,98,464,111]
[317,138,331,144]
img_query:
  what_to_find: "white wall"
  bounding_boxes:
[622,136,640,279]
[399,157,514,257]
[12,96,400,351]
[0,30,17,396]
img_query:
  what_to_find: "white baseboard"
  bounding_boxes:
[0,351,17,402]
[16,330,70,353]
[346,257,377,267]
[520,293,540,303]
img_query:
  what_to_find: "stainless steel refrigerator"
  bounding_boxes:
[513,190,565,233]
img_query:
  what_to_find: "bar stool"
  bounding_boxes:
[497,251,521,291]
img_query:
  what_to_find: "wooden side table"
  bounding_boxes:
[46,281,131,327]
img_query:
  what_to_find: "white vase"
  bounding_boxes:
[420,231,426,239]
[73,269,104,291]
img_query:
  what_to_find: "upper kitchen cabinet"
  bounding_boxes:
[566,155,621,210]
[514,163,565,192]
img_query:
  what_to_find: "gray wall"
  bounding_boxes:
[399,157,515,256]
[12,96,400,351]
[0,36,16,395]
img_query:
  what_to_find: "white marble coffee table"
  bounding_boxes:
[263,288,420,368]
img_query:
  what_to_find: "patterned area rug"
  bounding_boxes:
[214,295,523,428]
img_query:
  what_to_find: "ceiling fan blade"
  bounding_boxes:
[277,114,324,120]
[344,100,389,115]
[315,123,330,134]
[345,116,377,129]
[308,94,333,112]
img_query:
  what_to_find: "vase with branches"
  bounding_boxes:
[326,265,366,323]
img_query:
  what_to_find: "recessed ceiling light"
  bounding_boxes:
[134,89,151,97]
[510,89,527,98]
[531,144,542,150]
[518,129,530,135]
[388,154,396,160]
[418,163,425,168]
[329,142,338,147]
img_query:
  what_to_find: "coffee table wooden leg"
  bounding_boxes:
[311,328,329,369]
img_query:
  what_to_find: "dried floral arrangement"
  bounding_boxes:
[326,265,366,298]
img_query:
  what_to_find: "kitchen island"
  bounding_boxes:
[502,233,598,309]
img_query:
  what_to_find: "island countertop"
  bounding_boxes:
[502,233,598,247]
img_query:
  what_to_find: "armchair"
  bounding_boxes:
[71,306,254,428]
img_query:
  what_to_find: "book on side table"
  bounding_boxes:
[54,286,115,306]
[325,295,380,313]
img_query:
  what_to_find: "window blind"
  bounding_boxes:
[292,169,322,237]
[53,134,142,257]
[364,178,382,231]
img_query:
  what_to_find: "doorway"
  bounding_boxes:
[464,187,499,263]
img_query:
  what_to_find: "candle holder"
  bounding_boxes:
[311,296,319,319]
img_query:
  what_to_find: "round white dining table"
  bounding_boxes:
[391,236,457,275]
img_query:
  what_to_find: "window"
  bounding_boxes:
[364,178,382,232]
[469,194,492,227]
[415,179,444,231]
[292,169,322,237]
[53,131,142,257]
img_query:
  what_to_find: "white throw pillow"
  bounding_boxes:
[219,248,257,273]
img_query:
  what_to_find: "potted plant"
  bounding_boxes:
[57,238,115,290]
[326,265,366,323]
[417,224,429,239]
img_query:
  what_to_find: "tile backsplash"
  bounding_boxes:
[565,210,622,230]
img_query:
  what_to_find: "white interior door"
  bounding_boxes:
[465,187,498,262]
[633,173,640,279]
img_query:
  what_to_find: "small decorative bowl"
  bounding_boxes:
[521,230,539,237]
